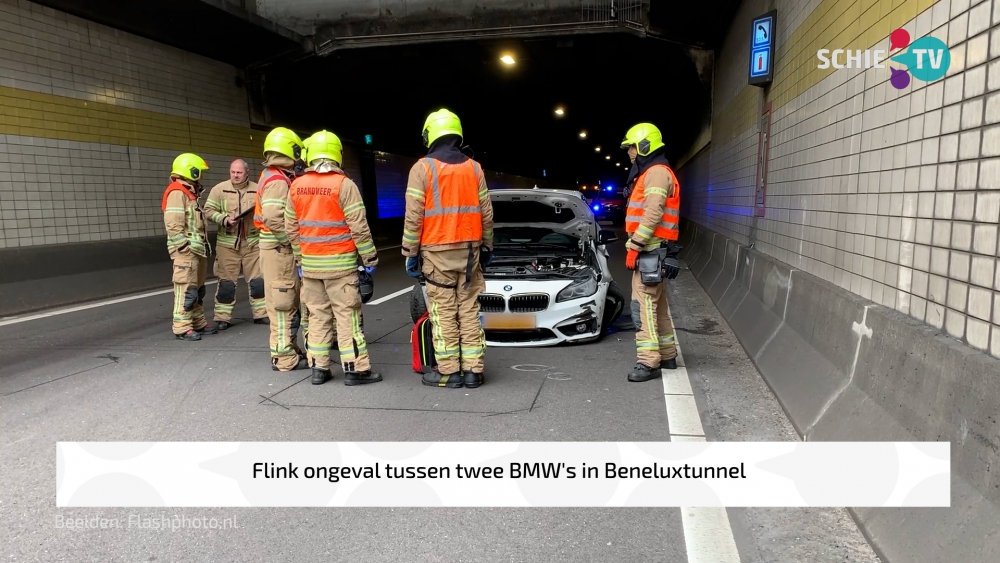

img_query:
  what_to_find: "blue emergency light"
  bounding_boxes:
[592,204,600,211]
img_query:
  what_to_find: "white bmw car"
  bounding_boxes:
[409,188,625,346]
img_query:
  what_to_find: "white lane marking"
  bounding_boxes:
[663,368,694,395]
[0,243,407,326]
[664,395,705,436]
[662,302,742,563]
[366,286,412,306]
[671,435,706,443]
[682,507,743,563]
[0,281,220,327]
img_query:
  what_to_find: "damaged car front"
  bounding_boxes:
[411,188,624,347]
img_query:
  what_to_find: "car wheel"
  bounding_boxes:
[409,283,427,323]
[597,281,626,341]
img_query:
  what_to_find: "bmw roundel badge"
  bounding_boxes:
[503,285,513,292]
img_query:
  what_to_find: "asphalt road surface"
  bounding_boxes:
[0,228,881,563]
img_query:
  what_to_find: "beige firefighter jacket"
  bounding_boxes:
[401,159,495,257]
[205,179,259,250]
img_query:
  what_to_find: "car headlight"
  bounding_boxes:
[556,273,598,302]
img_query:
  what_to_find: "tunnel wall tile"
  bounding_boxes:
[679,0,1000,360]
[0,0,262,249]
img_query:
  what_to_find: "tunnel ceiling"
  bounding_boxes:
[267,33,712,187]
[27,0,305,68]
[24,0,738,186]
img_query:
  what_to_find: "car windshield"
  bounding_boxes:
[493,227,578,247]
[491,200,576,224]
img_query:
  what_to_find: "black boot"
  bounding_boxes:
[196,324,219,335]
[627,362,662,382]
[661,357,677,370]
[345,369,383,386]
[463,371,484,389]
[422,371,463,388]
[216,321,232,331]
[175,329,201,341]
[311,367,332,385]
[272,356,310,372]
[253,317,269,325]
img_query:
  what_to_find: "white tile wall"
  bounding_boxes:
[680,0,1000,358]
[0,134,257,248]
[0,0,248,126]
[0,0,258,249]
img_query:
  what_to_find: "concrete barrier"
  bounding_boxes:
[678,220,1000,563]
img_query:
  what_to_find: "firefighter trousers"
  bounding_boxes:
[213,243,266,322]
[171,252,209,334]
[301,275,366,372]
[630,270,676,366]
[421,247,487,375]
[260,245,306,370]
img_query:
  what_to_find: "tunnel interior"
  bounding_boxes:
[261,33,711,189]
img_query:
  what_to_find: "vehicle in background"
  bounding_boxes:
[582,186,625,226]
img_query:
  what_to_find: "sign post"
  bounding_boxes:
[748,10,777,87]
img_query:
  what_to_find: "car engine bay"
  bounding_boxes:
[484,254,593,279]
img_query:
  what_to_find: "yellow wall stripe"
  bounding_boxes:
[713,0,939,142]
[0,85,262,156]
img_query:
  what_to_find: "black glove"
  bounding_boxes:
[479,247,493,267]
[665,241,683,259]
[663,257,680,280]
[663,243,682,279]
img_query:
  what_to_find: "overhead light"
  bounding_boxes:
[595,146,601,152]
[605,155,610,160]
[500,54,515,65]
[555,107,565,116]
[616,162,621,166]
[579,131,587,138]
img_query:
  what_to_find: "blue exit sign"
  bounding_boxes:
[749,10,776,86]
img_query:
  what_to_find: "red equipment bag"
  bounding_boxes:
[411,312,437,374]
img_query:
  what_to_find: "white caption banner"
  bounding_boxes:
[56,442,950,507]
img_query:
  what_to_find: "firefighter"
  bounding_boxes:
[402,109,494,389]
[162,153,219,341]
[620,123,682,382]
[253,127,309,371]
[204,159,266,328]
[286,130,380,386]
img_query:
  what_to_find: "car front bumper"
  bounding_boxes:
[477,279,610,347]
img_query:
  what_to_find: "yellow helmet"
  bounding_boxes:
[303,130,343,165]
[171,153,209,182]
[263,126,304,160]
[620,123,664,156]
[422,108,463,147]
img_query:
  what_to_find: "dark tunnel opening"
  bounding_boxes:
[260,33,710,188]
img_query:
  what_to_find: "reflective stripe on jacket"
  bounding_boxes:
[286,172,358,274]
[162,180,208,257]
[625,164,680,246]
[418,158,483,246]
[254,168,291,247]
[205,180,259,249]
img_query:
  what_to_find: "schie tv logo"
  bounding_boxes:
[817,29,951,89]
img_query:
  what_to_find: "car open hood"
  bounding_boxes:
[489,189,597,240]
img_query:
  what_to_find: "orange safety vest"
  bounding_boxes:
[287,172,356,257]
[253,167,292,234]
[161,180,196,211]
[419,157,483,246]
[625,164,680,242]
